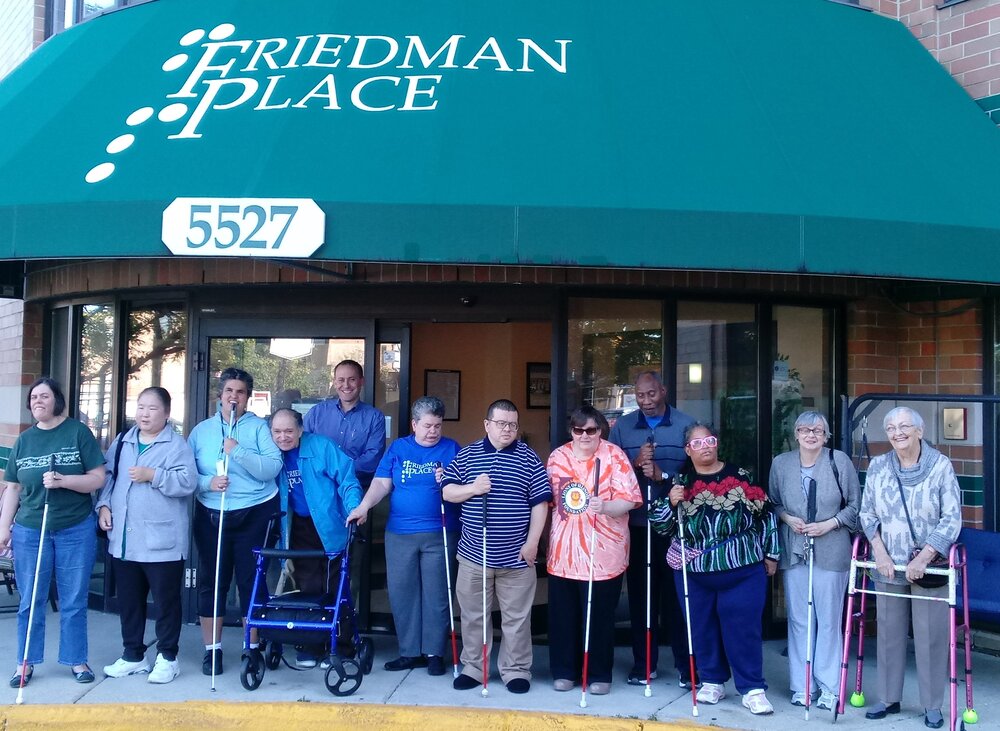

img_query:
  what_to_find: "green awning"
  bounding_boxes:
[2,0,1000,282]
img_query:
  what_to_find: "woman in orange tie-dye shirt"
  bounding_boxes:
[546,405,642,696]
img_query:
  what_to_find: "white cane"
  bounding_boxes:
[644,435,654,697]
[480,490,489,697]
[15,454,55,705]
[435,461,460,678]
[579,457,602,709]
[804,477,818,721]
[211,402,236,691]
[677,498,699,717]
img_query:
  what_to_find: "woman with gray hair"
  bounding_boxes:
[858,407,961,729]
[768,411,860,711]
[346,396,461,677]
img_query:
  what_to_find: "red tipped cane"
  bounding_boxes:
[579,457,602,708]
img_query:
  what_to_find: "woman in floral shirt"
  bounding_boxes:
[649,423,780,715]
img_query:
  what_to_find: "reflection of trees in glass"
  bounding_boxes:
[771,354,803,456]
[80,305,115,444]
[128,308,187,386]
[209,339,363,409]
[576,324,661,409]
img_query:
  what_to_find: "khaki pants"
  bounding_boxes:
[455,556,536,684]
[875,581,949,710]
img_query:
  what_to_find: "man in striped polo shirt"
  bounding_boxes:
[442,399,551,694]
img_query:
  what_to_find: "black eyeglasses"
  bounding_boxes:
[571,426,600,436]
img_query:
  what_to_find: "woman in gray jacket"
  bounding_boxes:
[858,407,961,729]
[768,411,860,712]
[96,387,197,684]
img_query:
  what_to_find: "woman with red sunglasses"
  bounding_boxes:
[649,422,781,716]
[545,405,642,696]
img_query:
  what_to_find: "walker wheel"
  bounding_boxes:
[325,657,363,696]
[240,650,265,690]
[358,638,374,675]
[265,642,282,670]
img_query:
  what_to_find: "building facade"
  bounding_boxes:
[1,0,999,633]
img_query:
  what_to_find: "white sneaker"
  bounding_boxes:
[103,657,151,678]
[147,654,179,684]
[696,682,726,704]
[817,690,837,710]
[742,688,774,715]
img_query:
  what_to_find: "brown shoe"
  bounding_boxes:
[553,678,574,692]
[589,682,611,695]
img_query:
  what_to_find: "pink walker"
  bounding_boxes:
[835,535,978,730]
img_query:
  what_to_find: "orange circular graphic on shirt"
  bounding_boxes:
[562,482,591,514]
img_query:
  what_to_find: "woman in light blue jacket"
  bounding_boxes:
[188,367,282,676]
[96,387,197,684]
[270,407,362,667]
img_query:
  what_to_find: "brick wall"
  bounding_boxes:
[864,0,1000,102]
[23,258,880,301]
[0,300,43,448]
[848,295,986,527]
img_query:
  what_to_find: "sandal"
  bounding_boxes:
[8,665,32,689]
[742,688,774,715]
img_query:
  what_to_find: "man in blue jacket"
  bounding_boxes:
[271,408,362,668]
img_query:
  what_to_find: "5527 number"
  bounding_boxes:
[185,204,298,250]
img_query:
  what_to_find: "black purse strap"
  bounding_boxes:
[828,448,847,510]
[894,474,921,548]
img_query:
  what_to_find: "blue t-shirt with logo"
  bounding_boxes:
[282,447,310,517]
[375,435,460,534]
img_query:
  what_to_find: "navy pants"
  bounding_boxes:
[675,562,767,694]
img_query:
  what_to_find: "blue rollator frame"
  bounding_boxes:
[240,523,374,696]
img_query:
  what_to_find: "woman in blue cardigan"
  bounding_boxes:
[270,407,362,667]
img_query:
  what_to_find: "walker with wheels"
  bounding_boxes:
[240,523,374,696]
[834,535,978,731]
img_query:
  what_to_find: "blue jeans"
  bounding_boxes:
[12,514,96,666]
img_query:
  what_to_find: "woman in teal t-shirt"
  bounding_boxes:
[0,377,106,687]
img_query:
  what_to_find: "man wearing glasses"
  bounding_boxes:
[608,371,696,688]
[442,399,551,694]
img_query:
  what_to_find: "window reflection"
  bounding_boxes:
[126,305,187,433]
[676,302,758,475]
[567,298,662,429]
[771,306,833,455]
[207,337,365,417]
[78,304,115,447]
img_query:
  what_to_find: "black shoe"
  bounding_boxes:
[73,666,95,683]
[625,665,658,686]
[202,649,223,676]
[384,655,428,672]
[506,678,530,694]
[865,702,901,720]
[8,666,32,688]
[427,655,446,676]
[453,674,481,690]
[924,710,944,729]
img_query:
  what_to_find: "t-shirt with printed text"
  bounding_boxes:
[5,418,105,531]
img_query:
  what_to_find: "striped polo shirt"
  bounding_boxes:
[442,437,552,569]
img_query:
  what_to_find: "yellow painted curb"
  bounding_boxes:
[0,702,716,730]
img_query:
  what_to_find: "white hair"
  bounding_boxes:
[883,406,924,432]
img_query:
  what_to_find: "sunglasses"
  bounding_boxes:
[571,426,600,436]
[687,436,718,449]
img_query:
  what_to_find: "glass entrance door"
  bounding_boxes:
[190,318,405,631]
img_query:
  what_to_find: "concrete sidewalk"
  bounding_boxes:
[0,605,995,730]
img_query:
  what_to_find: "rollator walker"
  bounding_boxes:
[835,535,979,731]
[241,522,374,696]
